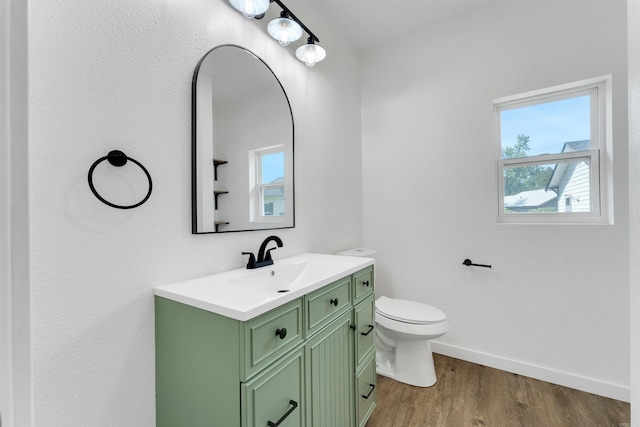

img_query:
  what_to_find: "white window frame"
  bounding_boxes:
[249,145,288,223]
[494,75,612,224]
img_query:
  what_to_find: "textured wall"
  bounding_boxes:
[361,0,629,400]
[29,0,362,425]
[628,0,639,421]
[2,0,31,424]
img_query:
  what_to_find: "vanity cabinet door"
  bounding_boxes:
[354,294,375,369]
[305,311,354,427]
[242,346,306,427]
[352,266,374,304]
[355,354,377,427]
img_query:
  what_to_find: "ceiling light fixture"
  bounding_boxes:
[228,0,326,67]
[295,37,327,68]
[267,11,302,46]
[228,0,270,19]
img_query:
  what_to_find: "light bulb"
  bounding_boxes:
[228,0,269,19]
[295,41,326,67]
[267,13,302,47]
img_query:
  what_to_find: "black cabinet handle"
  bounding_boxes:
[362,280,370,287]
[275,328,287,340]
[330,298,339,306]
[267,399,298,427]
[361,384,375,399]
[360,325,374,336]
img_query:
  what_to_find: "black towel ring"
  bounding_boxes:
[88,150,152,209]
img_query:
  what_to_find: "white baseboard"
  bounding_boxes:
[430,341,630,403]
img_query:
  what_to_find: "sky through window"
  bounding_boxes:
[500,95,590,156]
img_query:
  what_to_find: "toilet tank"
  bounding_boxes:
[336,248,377,258]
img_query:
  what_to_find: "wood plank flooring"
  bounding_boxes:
[365,354,630,427]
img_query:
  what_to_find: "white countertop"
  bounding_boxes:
[154,253,374,321]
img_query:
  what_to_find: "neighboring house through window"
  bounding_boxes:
[494,75,612,224]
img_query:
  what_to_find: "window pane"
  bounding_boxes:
[503,159,591,214]
[262,186,285,216]
[260,151,285,185]
[500,95,591,159]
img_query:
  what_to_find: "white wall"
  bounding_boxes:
[1,0,10,422]
[628,0,639,421]
[20,0,637,424]
[2,0,31,425]
[362,0,630,400]
[28,0,362,425]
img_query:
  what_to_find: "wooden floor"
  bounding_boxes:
[365,354,630,427]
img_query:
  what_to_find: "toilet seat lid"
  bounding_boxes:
[375,296,446,324]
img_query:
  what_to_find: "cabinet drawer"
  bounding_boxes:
[354,294,375,369]
[242,298,304,381]
[355,353,377,427]
[353,266,374,303]
[242,345,305,427]
[305,276,351,336]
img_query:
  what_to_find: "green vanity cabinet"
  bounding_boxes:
[155,265,376,427]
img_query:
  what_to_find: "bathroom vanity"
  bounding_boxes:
[154,254,376,427]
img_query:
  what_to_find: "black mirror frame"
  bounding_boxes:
[191,45,295,234]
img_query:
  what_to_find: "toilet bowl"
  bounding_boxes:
[375,296,449,387]
[336,248,449,388]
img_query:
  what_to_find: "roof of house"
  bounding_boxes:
[546,140,590,190]
[563,140,590,152]
[504,188,557,208]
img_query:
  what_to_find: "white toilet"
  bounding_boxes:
[337,248,449,387]
[375,296,448,387]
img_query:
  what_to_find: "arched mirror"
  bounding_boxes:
[192,45,294,233]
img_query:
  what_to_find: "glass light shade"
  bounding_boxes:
[267,17,303,46]
[228,0,269,19]
[295,42,326,67]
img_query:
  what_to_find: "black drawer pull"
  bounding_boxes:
[330,298,339,306]
[361,384,375,399]
[275,328,287,340]
[360,325,374,336]
[267,399,298,427]
[362,280,370,287]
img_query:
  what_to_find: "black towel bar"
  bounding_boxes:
[463,259,492,268]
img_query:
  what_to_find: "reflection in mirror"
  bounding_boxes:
[192,45,294,233]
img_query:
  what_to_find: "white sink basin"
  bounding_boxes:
[154,253,374,320]
[225,259,309,292]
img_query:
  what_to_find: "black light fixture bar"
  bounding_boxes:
[264,0,319,43]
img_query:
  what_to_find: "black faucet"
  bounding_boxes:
[242,235,283,269]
